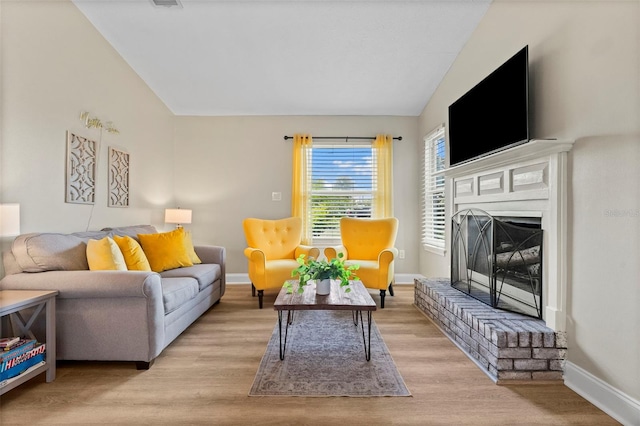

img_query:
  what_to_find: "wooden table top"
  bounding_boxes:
[274,280,376,311]
[0,290,59,315]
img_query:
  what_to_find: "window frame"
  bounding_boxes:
[422,125,447,256]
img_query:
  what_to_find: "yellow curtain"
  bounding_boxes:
[291,134,313,244]
[373,134,393,218]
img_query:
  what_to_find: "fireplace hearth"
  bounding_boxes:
[451,209,543,319]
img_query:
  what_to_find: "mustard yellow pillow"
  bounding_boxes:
[138,228,193,272]
[184,230,202,265]
[113,235,151,271]
[86,237,127,271]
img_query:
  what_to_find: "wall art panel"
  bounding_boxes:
[66,132,97,204]
[108,147,129,207]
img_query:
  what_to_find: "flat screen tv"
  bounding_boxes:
[448,46,529,167]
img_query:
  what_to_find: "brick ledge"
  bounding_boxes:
[414,278,566,382]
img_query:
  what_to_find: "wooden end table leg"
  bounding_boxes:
[45,297,56,382]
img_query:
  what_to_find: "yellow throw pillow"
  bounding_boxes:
[113,235,152,271]
[138,228,193,272]
[86,237,127,271]
[184,230,202,265]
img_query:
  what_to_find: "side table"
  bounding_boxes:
[0,290,58,394]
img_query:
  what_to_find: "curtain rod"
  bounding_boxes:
[283,135,402,141]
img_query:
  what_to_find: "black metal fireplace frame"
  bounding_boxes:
[451,209,543,319]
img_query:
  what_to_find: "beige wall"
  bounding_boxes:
[1,1,175,241]
[418,1,639,401]
[173,115,420,273]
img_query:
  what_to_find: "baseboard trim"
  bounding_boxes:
[564,361,640,426]
[226,273,424,285]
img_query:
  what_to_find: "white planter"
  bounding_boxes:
[316,279,332,296]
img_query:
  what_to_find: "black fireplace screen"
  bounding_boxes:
[451,209,543,319]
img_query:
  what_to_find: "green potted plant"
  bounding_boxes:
[287,253,359,295]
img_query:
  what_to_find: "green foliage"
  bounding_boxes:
[289,253,359,294]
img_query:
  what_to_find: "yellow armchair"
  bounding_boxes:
[243,217,319,308]
[324,217,399,308]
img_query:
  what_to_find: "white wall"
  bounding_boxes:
[1,1,175,239]
[418,0,639,405]
[173,115,419,273]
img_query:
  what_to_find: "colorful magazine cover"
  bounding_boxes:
[0,343,45,381]
[0,353,46,382]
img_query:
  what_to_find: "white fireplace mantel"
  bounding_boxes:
[443,139,575,331]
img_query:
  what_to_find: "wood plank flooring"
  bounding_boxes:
[0,284,617,425]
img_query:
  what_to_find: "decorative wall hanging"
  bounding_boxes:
[66,132,97,205]
[108,147,129,207]
[80,111,119,134]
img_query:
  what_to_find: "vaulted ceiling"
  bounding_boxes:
[73,0,491,116]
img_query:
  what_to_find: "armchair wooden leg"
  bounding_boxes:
[388,282,394,297]
[251,283,256,297]
[258,290,264,309]
[379,290,386,309]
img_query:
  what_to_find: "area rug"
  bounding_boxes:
[249,310,411,397]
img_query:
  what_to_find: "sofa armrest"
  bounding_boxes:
[1,270,167,363]
[194,245,226,295]
[324,245,347,261]
[378,248,398,266]
[0,270,162,299]
[295,245,320,260]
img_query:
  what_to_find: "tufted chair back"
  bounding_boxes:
[340,217,398,260]
[324,216,399,308]
[242,217,319,308]
[242,217,302,260]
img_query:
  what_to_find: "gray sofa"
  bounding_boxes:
[0,225,225,369]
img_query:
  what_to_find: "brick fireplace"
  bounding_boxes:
[415,139,575,382]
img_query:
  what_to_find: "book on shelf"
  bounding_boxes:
[0,337,20,349]
[0,340,37,362]
[2,338,34,353]
[0,343,46,382]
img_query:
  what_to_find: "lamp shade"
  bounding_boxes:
[164,208,192,225]
[0,204,21,237]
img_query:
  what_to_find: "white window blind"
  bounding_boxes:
[308,143,375,243]
[422,126,446,251]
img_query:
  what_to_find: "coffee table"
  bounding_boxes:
[273,280,377,361]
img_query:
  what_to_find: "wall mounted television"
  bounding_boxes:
[448,46,530,167]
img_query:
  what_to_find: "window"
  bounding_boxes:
[308,143,375,243]
[422,126,446,253]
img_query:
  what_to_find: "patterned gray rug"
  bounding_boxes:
[249,310,411,397]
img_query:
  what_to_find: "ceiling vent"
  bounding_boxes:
[151,0,182,8]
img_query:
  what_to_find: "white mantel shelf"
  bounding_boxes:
[442,139,575,178]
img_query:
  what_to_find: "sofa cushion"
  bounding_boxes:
[113,235,152,271]
[11,231,107,272]
[86,237,127,271]
[160,264,220,291]
[161,277,199,314]
[138,229,193,272]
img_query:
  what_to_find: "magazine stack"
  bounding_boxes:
[0,337,46,383]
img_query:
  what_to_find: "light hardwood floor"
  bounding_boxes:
[0,284,617,425]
